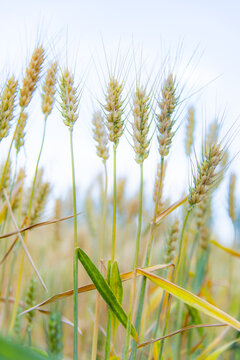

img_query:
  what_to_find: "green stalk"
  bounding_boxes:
[111,144,117,262]
[101,160,108,258]
[2,185,23,333]
[105,144,117,358]
[123,162,144,359]
[134,163,143,269]
[147,268,167,360]
[8,115,48,334]
[0,110,23,192]
[158,279,174,360]
[174,209,191,283]
[158,208,191,359]
[0,112,23,301]
[91,160,108,360]
[104,311,112,360]
[130,158,164,360]
[28,116,47,217]
[69,128,79,360]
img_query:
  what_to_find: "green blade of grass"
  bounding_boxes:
[0,336,48,360]
[77,248,138,342]
[137,269,240,331]
[110,261,123,344]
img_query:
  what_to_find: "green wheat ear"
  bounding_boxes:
[47,311,63,359]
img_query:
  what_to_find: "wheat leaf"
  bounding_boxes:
[77,248,138,341]
[137,269,240,331]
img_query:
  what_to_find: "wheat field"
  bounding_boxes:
[0,43,239,360]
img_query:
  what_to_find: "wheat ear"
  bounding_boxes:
[19,46,44,109]
[0,76,18,141]
[59,68,80,360]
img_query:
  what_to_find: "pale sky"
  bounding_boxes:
[0,0,239,242]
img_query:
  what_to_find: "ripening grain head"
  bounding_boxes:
[156,73,178,157]
[14,112,28,154]
[92,110,109,161]
[153,162,166,216]
[41,62,58,117]
[132,86,151,164]
[165,219,179,263]
[59,69,79,130]
[185,106,195,156]
[188,143,223,207]
[0,76,18,141]
[19,46,44,109]
[104,77,124,146]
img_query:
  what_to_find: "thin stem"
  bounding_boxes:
[0,109,23,192]
[130,158,164,360]
[158,270,175,359]
[111,144,117,262]
[69,128,79,360]
[104,311,112,360]
[134,162,143,269]
[174,208,191,282]
[28,116,47,217]
[159,208,191,359]
[101,160,108,258]
[147,268,167,360]
[106,146,117,357]
[123,162,144,358]
[9,116,48,334]
[91,160,108,360]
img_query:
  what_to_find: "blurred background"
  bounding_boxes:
[0,0,239,243]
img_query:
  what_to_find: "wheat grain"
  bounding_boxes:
[59,69,79,129]
[41,62,57,117]
[185,106,195,156]
[92,111,109,161]
[30,181,50,224]
[153,162,166,216]
[132,86,151,164]
[0,76,18,141]
[189,143,223,206]
[19,46,44,109]
[104,77,124,145]
[14,112,27,154]
[165,219,179,263]
[156,74,178,157]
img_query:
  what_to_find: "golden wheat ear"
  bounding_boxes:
[41,61,57,117]
[185,106,195,156]
[19,46,44,109]
[92,110,109,161]
[0,76,18,141]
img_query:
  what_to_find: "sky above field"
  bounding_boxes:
[0,0,239,242]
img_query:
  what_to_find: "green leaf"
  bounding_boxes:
[110,261,123,343]
[0,336,48,360]
[110,261,123,305]
[77,248,138,341]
